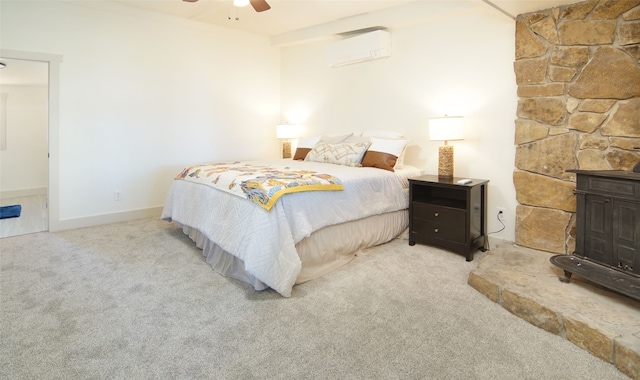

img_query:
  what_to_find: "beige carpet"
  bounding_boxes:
[0,218,629,379]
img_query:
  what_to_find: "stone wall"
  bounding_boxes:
[514,0,640,254]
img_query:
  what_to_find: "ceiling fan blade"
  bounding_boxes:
[250,0,271,12]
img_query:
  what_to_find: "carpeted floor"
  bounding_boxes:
[0,218,630,379]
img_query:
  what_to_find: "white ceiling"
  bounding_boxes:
[0,0,579,86]
[114,0,419,37]
[110,0,580,37]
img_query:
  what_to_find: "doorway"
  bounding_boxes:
[0,49,62,238]
[0,56,50,238]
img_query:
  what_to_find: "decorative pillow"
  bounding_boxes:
[293,135,322,160]
[361,131,409,168]
[305,141,371,167]
[394,141,409,169]
[361,137,409,172]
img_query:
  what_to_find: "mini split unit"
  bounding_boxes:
[325,30,391,67]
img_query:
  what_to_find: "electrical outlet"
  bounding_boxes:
[114,191,122,201]
[497,207,506,221]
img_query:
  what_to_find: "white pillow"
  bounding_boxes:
[293,136,322,160]
[305,141,371,167]
[319,133,353,144]
[361,137,409,172]
[298,135,321,148]
[344,135,371,144]
[362,130,405,139]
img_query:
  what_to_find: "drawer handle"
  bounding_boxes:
[434,212,439,217]
[434,228,439,233]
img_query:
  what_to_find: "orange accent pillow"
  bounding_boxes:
[361,151,399,172]
[293,147,312,160]
[361,137,409,172]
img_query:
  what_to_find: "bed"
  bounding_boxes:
[161,133,420,297]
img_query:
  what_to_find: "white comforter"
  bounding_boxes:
[161,159,421,297]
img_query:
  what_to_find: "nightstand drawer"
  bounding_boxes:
[413,202,465,223]
[411,218,466,243]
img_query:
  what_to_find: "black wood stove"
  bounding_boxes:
[550,170,640,301]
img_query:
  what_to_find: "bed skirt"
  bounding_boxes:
[180,209,408,292]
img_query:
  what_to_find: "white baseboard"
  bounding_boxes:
[0,187,47,199]
[50,206,164,232]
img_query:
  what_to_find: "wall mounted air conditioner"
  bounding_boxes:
[325,30,391,67]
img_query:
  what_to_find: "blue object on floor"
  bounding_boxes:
[0,205,22,219]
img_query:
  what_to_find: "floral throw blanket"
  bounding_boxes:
[175,162,344,211]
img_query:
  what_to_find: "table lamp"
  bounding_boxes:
[429,116,464,179]
[276,124,299,159]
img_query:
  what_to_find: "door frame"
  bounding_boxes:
[0,49,62,232]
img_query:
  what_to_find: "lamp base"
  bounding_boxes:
[282,140,292,159]
[438,144,454,178]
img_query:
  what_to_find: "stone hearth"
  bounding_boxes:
[469,242,640,379]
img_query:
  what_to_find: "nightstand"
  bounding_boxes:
[408,175,489,261]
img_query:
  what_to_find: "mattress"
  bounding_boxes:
[162,159,421,296]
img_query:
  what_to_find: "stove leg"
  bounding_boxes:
[559,270,572,283]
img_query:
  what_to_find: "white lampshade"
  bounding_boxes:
[233,0,250,6]
[429,116,464,142]
[276,124,299,139]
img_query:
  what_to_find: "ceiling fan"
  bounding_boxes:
[183,0,271,13]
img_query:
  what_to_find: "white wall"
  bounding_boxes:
[281,5,518,241]
[1,1,281,227]
[1,1,518,241]
[0,85,48,195]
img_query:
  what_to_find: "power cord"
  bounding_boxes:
[485,210,506,251]
[489,210,505,235]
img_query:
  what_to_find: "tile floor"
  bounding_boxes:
[0,195,48,238]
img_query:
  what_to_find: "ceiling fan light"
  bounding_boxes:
[233,0,250,6]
